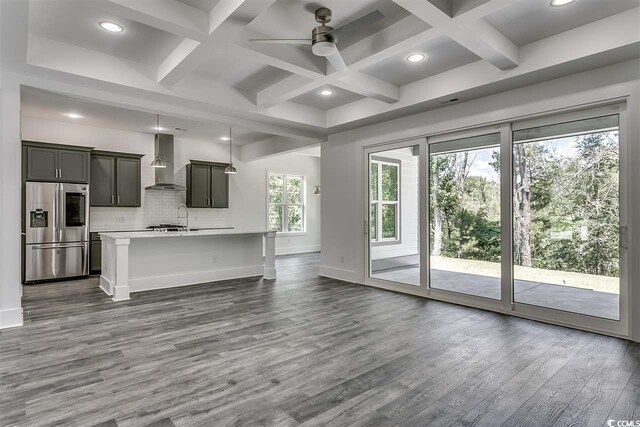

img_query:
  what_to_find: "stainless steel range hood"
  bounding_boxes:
[145,133,186,191]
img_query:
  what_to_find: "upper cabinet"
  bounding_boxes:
[23,142,92,183]
[90,151,143,207]
[186,161,229,208]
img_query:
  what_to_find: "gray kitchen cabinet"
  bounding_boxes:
[90,232,102,275]
[116,157,141,207]
[90,151,143,207]
[23,142,92,183]
[90,155,116,206]
[210,165,229,208]
[186,161,229,208]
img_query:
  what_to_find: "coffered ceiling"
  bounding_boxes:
[2,0,639,151]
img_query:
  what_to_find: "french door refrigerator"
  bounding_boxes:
[24,182,90,282]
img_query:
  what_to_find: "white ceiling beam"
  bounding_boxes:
[334,73,400,103]
[240,136,321,162]
[99,0,209,42]
[157,0,260,85]
[393,0,518,70]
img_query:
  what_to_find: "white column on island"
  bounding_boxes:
[264,231,277,280]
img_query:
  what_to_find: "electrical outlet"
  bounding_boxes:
[340,256,344,264]
[287,238,291,244]
[116,217,125,224]
[212,256,218,264]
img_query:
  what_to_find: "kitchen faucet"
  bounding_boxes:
[177,204,190,231]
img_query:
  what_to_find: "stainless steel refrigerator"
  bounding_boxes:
[24,182,90,282]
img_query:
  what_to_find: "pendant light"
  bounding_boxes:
[224,126,237,174]
[150,114,167,168]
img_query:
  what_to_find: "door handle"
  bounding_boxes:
[32,244,85,250]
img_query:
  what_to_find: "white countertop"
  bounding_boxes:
[99,229,273,240]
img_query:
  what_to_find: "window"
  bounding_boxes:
[370,158,400,242]
[268,173,305,233]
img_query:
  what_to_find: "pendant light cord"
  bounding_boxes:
[229,126,232,164]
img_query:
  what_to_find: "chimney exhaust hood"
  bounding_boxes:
[145,133,186,191]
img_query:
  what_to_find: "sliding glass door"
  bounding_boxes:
[428,133,502,300]
[512,114,622,321]
[363,104,628,336]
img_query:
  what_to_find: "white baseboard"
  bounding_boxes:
[318,265,361,283]
[129,265,265,293]
[0,307,23,329]
[275,245,321,256]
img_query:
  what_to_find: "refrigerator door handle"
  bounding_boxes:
[31,244,85,250]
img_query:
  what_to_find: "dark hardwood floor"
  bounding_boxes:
[1,253,639,426]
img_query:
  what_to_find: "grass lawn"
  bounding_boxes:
[430,256,620,294]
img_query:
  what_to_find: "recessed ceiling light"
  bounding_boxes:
[154,126,166,131]
[220,136,230,141]
[407,53,426,63]
[65,113,82,119]
[319,89,333,96]
[550,0,575,6]
[99,21,123,33]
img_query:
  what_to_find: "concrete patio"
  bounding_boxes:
[372,267,620,320]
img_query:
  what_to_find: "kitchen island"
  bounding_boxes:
[99,229,276,301]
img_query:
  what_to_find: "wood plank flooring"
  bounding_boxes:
[1,253,638,426]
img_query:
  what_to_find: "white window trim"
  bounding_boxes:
[267,171,307,235]
[370,157,401,245]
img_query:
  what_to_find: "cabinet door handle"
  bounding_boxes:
[111,195,115,205]
[117,195,120,205]
[211,197,214,207]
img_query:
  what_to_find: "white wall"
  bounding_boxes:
[321,59,640,341]
[21,117,321,256]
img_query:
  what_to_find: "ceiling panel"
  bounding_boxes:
[21,87,273,145]
[361,36,480,87]
[192,54,293,93]
[290,85,364,110]
[29,0,184,66]
[485,0,640,46]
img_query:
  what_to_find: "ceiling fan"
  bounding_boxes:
[249,7,384,72]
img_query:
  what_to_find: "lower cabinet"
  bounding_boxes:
[90,151,143,207]
[186,161,230,208]
[90,232,101,275]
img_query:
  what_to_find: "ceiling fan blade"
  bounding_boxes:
[250,39,312,45]
[326,10,384,42]
[326,50,348,72]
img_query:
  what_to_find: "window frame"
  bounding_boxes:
[370,156,401,245]
[267,171,307,235]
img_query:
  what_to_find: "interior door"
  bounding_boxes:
[364,139,427,294]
